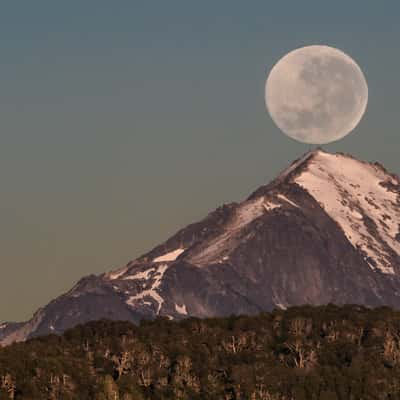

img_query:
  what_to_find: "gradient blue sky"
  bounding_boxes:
[1,1,399,321]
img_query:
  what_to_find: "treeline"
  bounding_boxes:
[1,305,400,399]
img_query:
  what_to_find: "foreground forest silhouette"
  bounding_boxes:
[2,305,400,399]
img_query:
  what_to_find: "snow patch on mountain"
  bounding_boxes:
[153,248,186,263]
[189,190,306,266]
[189,197,267,265]
[123,267,156,281]
[296,151,400,274]
[234,197,266,227]
[0,310,44,347]
[263,201,280,211]
[175,303,188,315]
[277,150,316,182]
[126,264,168,314]
[277,194,300,208]
[108,266,129,280]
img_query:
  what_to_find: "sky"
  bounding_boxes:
[1,1,400,321]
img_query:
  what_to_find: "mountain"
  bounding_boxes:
[1,149,400,346]
[2,305,400,399]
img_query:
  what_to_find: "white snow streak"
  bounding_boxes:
[126,264,169,314]
[263,201,281,211]
[234,197,266,227]
[108,266,129,280]
[189,193,294,266]
[277,150,316,182]
[277,194,299,208]
[296,152,400,274]
[189,197,267,265]
[175,303,188,315]
[123,268,156,281]
[153,248,186,263]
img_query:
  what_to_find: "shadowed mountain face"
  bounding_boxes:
[2,149,400,346]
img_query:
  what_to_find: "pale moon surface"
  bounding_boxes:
[265,45,368,144]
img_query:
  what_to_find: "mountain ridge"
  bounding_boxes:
[2,149,400,346]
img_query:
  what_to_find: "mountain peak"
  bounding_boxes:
[2,150,400,346]
[295,150,400,275]
[248,148,327,200]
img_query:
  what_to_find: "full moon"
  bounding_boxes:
[265,45,368,144]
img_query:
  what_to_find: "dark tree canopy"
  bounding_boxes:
[1,305,400,399]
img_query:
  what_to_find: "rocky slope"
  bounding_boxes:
[1,149,400,346]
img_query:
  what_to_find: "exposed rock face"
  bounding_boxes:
[2,149,400,345]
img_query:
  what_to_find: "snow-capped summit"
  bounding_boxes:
[296,151,400,275]
[2,149,400,346]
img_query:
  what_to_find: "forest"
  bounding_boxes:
[1,304,400,399]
